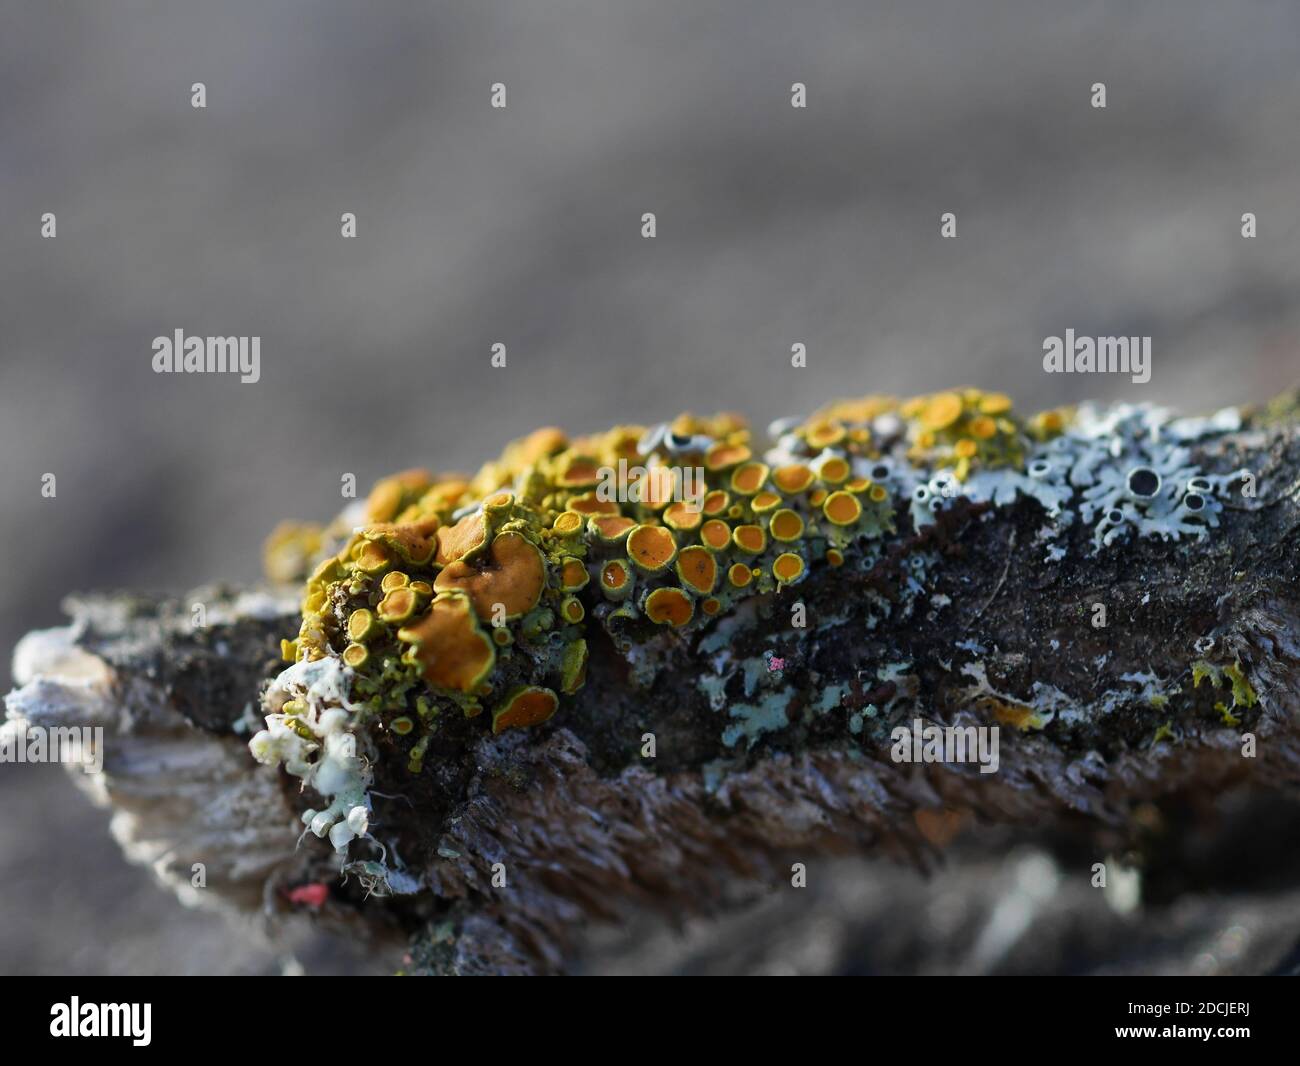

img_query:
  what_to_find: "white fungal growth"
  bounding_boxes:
[250,656,373,854]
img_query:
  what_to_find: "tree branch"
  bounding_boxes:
[7,392,1300,973]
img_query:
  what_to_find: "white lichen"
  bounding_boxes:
[250,656,373,854]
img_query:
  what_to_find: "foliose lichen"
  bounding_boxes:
[249,389,1261,855]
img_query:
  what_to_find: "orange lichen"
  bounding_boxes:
[769,509,805,542]
[632,466,677,509]
[732,524,767,554]
[434,511,488,567]
[804,420,846,449]
[823,490,862,526]
[310,556,343,585]
[663,500,704,531]
[727,562,753,588]
[772,552,805,584]
[398,592,496,693]
[381,570,410,593]
[355,539,392,574]
[705,442,752,471]
[901,387,1026,477]
[558,456,602,487]
[365,468,432,523]
[567,492,621,515]
[281,394,911,764]
[772,464,815,494]
[560,596,585,624]
[377,587,419,624]
[600,558,634,600]
[589,514,636,543]
[474,426,568,492]
[551,510,585,537]
[700,519,732,551]
[560,558,590,592]
[985,698,1040,731]
[434,530,547,620]
[730,461,770,496]
[919,392,964,431]
[810,394,898,426]
[644,586,694,627]
[347,608,378,643]
[676,545,718,595]
[1027,407,1070,440]
[978,392,1012,416]
[263,521,324,584]
[419,477,473,514]
[702,490,730,516]
[491,685,559,734]
[627,524,678,573]
[363,515,441,565]
[817,456,850,484]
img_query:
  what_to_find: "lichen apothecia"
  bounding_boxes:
[251,391,1260,855]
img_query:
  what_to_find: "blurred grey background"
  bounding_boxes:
[2,1,1299,974]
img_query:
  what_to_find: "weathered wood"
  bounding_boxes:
[7,394,1300,974]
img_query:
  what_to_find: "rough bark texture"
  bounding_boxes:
[7,399,1300,975]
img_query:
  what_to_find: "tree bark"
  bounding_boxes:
[8,395,1300,974]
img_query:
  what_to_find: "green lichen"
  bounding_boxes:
[1192,657,1258,722]
[1192,660,1222,690]
[1223,661,1258,709]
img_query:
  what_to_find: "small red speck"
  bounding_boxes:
[286,882,330,908]
[768,657,785,672]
